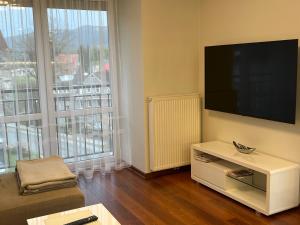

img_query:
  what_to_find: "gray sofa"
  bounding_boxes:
[0,172,85,225]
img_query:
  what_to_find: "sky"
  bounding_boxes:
[0,6,108,38]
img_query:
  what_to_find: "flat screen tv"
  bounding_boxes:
[205,39,298,124]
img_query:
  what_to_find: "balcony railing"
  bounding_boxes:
[0,88,40,116]
[0,120,43,169]
[0,85,113,169]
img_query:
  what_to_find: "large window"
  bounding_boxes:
[0,0,113,170]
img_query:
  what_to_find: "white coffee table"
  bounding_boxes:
[27,204,121,225]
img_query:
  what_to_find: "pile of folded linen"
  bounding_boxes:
[15,156,77,195]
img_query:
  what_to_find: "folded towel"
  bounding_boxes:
[16,156,77,195]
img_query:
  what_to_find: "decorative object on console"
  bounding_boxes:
[233,141,256,154]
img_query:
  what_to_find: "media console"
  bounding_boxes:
[191,141,300,215]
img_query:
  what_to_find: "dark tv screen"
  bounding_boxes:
[205,39,298,124]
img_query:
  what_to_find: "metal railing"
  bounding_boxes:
[56,112,114,162]
[0,120,43,169]
[0,88,40,116]
[53,84,112,111]
[0,84,114,169]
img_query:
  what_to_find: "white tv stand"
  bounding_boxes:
[191,141,300,215]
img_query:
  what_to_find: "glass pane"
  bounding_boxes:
[0,1,43,170]
[0,123,6,168]
[75,115,85,156]
[56,117,68,158]
[6,123,18,166]
[47,0,114,161]
[57,113,113,162]
[0,2,41,116]
[47,3,111,113]
[28,120,42,159]
[19,121,30,159]
[0,120,42,168]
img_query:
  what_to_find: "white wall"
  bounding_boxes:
[118,0,300,172]
[118,0,147,171]
[142,0,200,97]
[118,0,201,173]
[199,0,300,164]
[141,0,200,172]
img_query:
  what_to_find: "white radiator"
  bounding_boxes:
[148,94,201,171]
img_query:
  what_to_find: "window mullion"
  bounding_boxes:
[32,0,58,156]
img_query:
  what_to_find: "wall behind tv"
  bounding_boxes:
[199,0,300,164]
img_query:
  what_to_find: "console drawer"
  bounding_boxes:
[192,159,243,190]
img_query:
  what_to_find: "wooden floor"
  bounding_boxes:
[78,169,300,225]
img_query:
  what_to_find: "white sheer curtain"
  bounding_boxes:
[0,0,44,172]
[44,0,130,178]
[0,0,131,177]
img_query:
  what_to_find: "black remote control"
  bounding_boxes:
[64,215,98,225]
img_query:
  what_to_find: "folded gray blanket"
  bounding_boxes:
[16,156,77,195]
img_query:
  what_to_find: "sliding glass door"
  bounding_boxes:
[45,0,113,162]
[0,0,113,170]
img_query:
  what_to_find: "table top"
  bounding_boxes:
[27,204,121,225]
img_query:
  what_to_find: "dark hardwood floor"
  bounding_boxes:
[78,169,300,225]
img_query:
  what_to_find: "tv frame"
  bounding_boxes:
[204,39,298,124]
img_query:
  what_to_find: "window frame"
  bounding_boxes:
[0,0,116,169]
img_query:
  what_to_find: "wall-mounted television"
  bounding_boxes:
[205,39,298,124]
